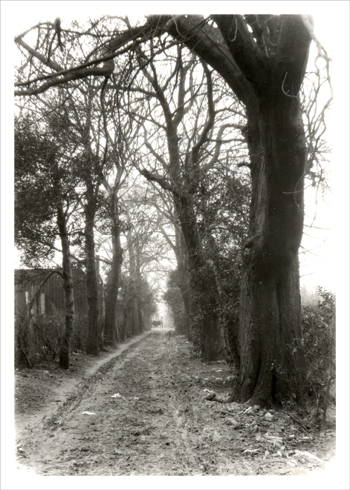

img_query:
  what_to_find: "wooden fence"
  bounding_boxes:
[15,268,89,317]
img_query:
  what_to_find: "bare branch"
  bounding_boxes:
[190,62,215,165]
[15,37,63,72]
[212,15,268,86]
[140,168,183,197]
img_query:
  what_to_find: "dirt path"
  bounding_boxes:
[15,331,152,444]
[14,330,336,478]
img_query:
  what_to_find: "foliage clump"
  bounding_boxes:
[302,287,336,421]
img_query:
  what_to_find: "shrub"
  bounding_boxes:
[15,307,63,366]
[302,286,336,421]
[34,312,63,359]
[71,313,88,352]
[15,307,89,367]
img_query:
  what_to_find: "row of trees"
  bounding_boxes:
[15,104,160,366]
[14,14,332,408]
[15,96,161,366]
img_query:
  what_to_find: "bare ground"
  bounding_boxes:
[14,329,336,478]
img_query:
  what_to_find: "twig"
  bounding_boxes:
[282,410,309,434]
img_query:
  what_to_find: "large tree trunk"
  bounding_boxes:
[104,194,123,346]
[175,226,192,339]
[57,205,74,369]
[85,198,100,356]
[236,95,307,407]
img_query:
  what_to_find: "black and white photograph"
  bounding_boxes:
[1,1,349,489]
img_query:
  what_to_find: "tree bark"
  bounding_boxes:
[85,195,100,356]
[104,192,123,346]
[236,93,307,407]
[57,204,74,369]
[127,233,142,335]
